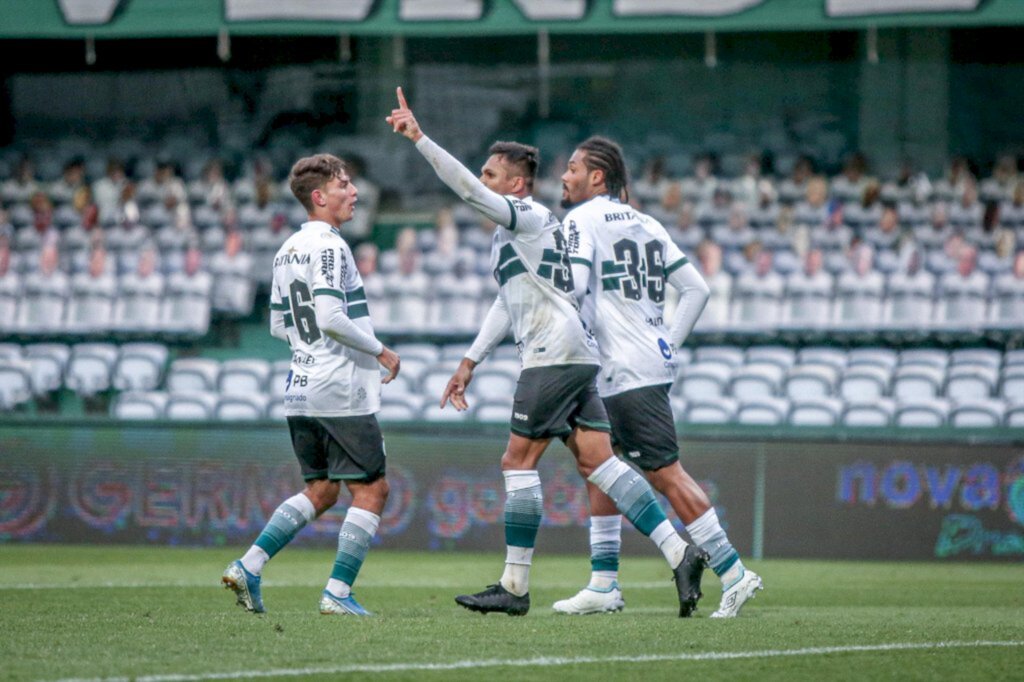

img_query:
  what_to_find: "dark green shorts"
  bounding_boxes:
[511,363,611,440]
[603,383,680,471]
[286,414,386,482]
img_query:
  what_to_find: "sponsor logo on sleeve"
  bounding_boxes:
[567,220,580,254]
[321,249,336,287]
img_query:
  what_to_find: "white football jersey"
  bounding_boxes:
[270,221,380,417]
[564,196,689,397]
[491,195,599,369]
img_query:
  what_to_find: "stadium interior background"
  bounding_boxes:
[1,0,1022,563]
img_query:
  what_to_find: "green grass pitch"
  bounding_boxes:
[1,545,1021,681]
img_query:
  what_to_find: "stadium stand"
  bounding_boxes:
[2,130,1024,431]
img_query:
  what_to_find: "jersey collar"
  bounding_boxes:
[302,220,342,236]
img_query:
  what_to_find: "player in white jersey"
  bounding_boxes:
[388,88,707,617]
[555,136,762,618]
[223,154,401,617]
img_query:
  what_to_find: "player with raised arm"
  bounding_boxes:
[555,136,763,618]
[221,153,400,617]
[387,88,708,617]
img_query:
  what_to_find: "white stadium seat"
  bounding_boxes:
[1000,366,1024,403]
[745,346,796,371]
[677,362,732,400]
[472,399,513,423]
[24,343,70,395]
[469,368,518,403]
[215,393,270,420]
[683,397,738,424]
[841,398,895,427]
[839,365,892,402]
[949,398,1006,428]
[784,364,839,399]
[1005,403,1024,427]
[165,392,219,420]
[789,397,843,426]
[945,364,999,400]
[111,391,169,420]
[950,348,1003,370]
[894,398,950,427]
[218,359,271,396]
[0,359,33,410]
[378,394,424,422]
[113,343,169,392]
[729,363,785,399]
[892,365,946,401]
[736,397,790,425]
[846,347,897,371]
[65,343,119,396]
[899,349,949,370]
[797,347,848,373]
[694,345,746,369]
[167,358,221,393]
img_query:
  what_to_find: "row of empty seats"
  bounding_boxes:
[109,389,1021,428]
[2,342,1022,426]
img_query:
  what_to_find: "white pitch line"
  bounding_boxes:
[0,580,673,591]
[45,640,1024,682]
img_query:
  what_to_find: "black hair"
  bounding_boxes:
[577,136,629,203]
[488,141,539,192]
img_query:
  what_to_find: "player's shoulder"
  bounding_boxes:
[509,194,554,220]
[509,195,560,232]
[564,197,605,224]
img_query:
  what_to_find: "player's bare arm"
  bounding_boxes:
[440,358,476,411]
[377,346,401,384]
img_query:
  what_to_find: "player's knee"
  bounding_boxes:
[305,480,340,513]
[373,476,390,502]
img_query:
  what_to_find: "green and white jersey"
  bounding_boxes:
[565,196,690,397]
[270,220,380,417]
[489,195,599,369]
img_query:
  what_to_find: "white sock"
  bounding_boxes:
[240,546,270,576]
[588,515,621,589]
[500,545,533,596]
[650,519,688,568]
[589,571,618,590]
[688,507,745,588]
[326,578,351,598]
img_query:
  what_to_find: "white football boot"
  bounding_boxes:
[552,583,625,615]
[710,570,763,618]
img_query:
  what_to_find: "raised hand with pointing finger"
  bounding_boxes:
[386,87,423,143]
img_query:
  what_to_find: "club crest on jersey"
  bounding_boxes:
[658,338,673,360]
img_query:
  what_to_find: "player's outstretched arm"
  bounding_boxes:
[667,261,711,347]
[386,86,514,228]
[377,346,401,384]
